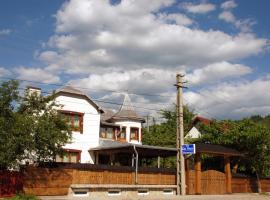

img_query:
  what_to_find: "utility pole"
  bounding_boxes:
[175,74,186,195]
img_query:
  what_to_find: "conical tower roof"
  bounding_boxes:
[110,93,145,122]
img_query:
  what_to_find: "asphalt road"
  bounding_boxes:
[40,193,270,200]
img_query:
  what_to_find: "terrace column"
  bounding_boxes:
[157,156,160,168]
[225,156,232,193]
[195,153,202,195]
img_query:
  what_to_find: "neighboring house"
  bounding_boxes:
[27,85,145,164]
[185,116,210,139]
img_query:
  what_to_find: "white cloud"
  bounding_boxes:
[69,68,179,96]
[158,13,193,26]
[186,62,252,86]
[185,76,270,119]
[219,10,256,32]
[67,67,181,116]
[219,11,235,23]
[0,29,11,36]
[31,0,269,119]
[0,67,10,77]
[219,1,255,33]
[38,0,267,75]
[15,67,60,84]
[181,2,216,14]
[221,0,237,10]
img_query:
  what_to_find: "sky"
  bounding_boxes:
[0,0,270,121]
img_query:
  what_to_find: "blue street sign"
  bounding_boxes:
[182,144,196,154]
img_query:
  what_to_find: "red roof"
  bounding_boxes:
[192,116,211,126]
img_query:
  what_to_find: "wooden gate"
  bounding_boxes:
[186,170,226,194]
[202,170,226,194]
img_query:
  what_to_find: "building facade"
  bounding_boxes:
[28,85,145,164]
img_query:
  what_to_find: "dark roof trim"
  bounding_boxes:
[196,143,243,156]
[90,142,176,152]
[101,121,120,127]
[110,116,145,123]
[91,141,242,157]
[90,143,176,157]
[27,85,41,90]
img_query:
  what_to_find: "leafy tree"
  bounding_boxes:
[18,89,72,163]
[250,115,270,129]
[0,80,71,169]
[143,106,195,147]
[0,80,23,169]
[198,119,270,177]
[142,106,195,168]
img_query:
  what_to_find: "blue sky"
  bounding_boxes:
[0,0,270,120]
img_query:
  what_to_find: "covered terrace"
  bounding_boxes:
[90,140,242,194]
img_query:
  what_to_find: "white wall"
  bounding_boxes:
[185,127,201,139]
[56,94,101,163]
[115,121,142,144]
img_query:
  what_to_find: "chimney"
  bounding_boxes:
[26,86,41,96]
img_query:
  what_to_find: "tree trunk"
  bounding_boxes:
[255,171,262,193]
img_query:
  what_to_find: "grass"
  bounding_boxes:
[259,192,270,196]
[2,194,40,200]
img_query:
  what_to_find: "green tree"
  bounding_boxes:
[0,80,71,169]
[142,106,195,167]
[0,80,23,169]
[250,115,270,129]
[143,106,195,148]
[198,119,270,177]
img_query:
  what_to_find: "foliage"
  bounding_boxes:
[250,115,270,129]
[3,194,40,200]
[198,119,270,177]
[0,80,21,169]
[0,80,71,169]
[142,106,195,168]
[142,105,270,176]
[142,106,195,148]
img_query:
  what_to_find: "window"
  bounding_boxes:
[130,127,139,140]
[56,149,81,163]
[99,126,126,141]
[100,127,116,139]
[117,127,126,141]
[107,189,121,196]
[60,111,84,133]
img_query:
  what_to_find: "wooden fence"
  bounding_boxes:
[23,164,176,196]
[232,177,270,193]
[2,164,270,196]
[0,171,23,197]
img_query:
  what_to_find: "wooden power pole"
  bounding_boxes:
[175,74,186,195]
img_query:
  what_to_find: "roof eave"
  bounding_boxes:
[110,116,145,123]
[55,91,104,113]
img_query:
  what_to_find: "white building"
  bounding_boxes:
[30,85,145,164]
[185,116,211,139]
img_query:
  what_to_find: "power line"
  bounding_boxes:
[1,76,238,119]
[0,76,175,98]
[16,87,168,113]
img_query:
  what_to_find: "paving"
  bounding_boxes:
[40,193,270,200]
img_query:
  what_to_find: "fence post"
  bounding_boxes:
[225,156,232,194]
[195,153,201,195]
[185,159,190,194]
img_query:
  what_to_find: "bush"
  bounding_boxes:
[4,194,40,200]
